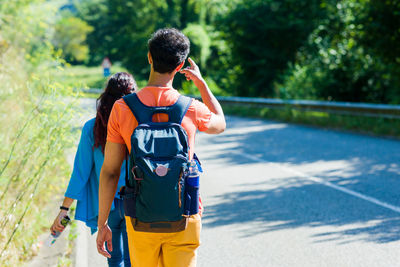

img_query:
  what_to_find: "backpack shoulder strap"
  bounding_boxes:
[123,93,151,124]
[168,95,192,124]
[123,93,192,124]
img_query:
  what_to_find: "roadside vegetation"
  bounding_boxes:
[73,0,400,105]
[70,0,400,136]
[223,104,400,139]
[0,1,78,266]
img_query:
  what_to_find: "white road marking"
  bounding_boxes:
[236,152,400,214]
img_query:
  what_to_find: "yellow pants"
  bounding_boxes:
[125,214,201,267]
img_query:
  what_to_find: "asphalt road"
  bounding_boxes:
[196,116,400,267]
[75,98,400,267]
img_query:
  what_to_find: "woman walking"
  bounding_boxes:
[50,72,137,267]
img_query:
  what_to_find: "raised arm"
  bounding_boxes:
[179,57,226,134]
[96,141,126,258]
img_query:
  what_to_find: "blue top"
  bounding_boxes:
[65,118,126,234]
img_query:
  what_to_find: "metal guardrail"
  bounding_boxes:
[82,88,400,119]
[195,96,400,119]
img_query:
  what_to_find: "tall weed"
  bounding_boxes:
[0,1,79,265]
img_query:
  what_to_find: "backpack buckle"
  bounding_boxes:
[132,166,143,180]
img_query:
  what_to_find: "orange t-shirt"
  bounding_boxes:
[107,86,212,157]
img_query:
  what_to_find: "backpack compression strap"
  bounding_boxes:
[123,93,192,124]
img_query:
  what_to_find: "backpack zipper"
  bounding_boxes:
[178,170,183,208]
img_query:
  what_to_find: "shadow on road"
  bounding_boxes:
[203,182,400,244]
[201,116,400,244]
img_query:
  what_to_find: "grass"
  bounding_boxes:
[55,64,147,97]
[0,38,79,266]
[222,103,400,139]
[79,91,101,99]
[0,69,78,265]
[55,64,130,90]
[0,2,88,265]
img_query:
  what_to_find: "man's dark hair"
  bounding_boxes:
[148,28,190,73]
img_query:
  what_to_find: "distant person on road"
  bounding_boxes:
[102,57,112,77]
[50,72,137,267]
[96,28,226,267]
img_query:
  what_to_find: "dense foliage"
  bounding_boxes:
[220,0,322,97]
[279,0,400,103]
[76,0,400,103]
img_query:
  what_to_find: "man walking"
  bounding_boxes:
[96,28,226,267]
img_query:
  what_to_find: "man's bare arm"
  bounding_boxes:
[97,141,125,258]
[180,58,226,134]
[194,79,226,134]
[98,141,125,226]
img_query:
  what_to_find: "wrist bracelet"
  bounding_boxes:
[60,206,69,211]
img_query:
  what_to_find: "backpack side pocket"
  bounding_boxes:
[119,186,136,218]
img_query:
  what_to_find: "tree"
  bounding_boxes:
[53,15,93,63]
[219,0,322,97]
[74,0,400,103]
[359,0,400,103]
[77,0,222,80]
[280,0,400,104]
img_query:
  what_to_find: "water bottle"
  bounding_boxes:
[185,160,200,215]
[45,215,70,247]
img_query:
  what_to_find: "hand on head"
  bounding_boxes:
[179,57,203,83]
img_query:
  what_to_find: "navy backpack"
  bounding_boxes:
[120,93,193,233]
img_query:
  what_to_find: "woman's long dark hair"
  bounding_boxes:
[94,72,137,152]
